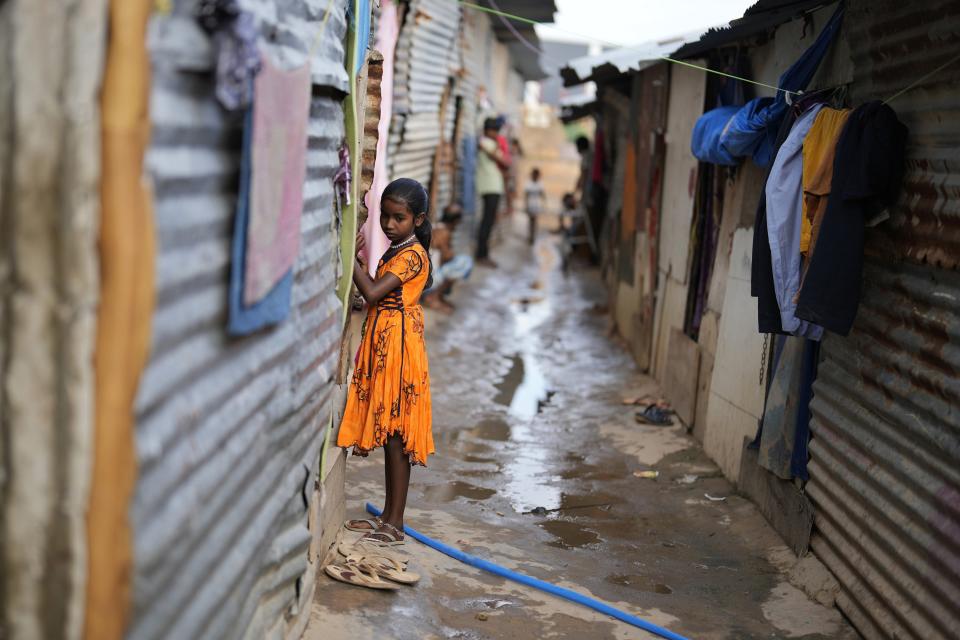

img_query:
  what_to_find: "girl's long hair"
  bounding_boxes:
[382,178,433,289]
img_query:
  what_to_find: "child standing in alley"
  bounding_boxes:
[524,167,546,245]
[337,178,435,547]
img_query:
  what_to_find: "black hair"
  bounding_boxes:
[483,117,500,132]
[531,167,541,178]
[382,177,433,289]
[575,136,590,152]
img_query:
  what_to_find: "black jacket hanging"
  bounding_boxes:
[795,101,908,335]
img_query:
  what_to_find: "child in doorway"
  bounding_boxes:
[423,202,474,313]
[337,178,435,547]
[524,167,546,245]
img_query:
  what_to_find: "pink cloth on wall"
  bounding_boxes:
[243,56,312,305]
[362,0,398,274]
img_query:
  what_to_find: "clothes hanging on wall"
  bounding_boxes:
[795,100,908,335]
[196,0,261,111]
[690,2,845,167]
[800,107,851,256]
[228,109,295,335]
[751,108,799,334]
[684,163,725,338]
[764,103,825,340]
[750,334,819,481]
[243,57,312,306]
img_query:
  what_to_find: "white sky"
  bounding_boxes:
[536,0,758,48]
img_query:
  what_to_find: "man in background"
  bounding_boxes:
[475,117,510,268]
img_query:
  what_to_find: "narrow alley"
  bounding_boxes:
[5,1,957,639]
[307,221,854,640]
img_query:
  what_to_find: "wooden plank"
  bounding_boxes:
[336,0,362,326]
[665,327,700,425]
[739,442,813,556]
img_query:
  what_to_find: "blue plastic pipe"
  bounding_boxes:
[365,503,690,640]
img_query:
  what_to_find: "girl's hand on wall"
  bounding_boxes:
[356,232,367,269]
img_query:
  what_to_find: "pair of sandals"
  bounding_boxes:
[324,519,418,590]
[324,551,420,590]
[343,517,405,546]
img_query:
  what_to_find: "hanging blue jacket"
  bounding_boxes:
[691,2,845,166]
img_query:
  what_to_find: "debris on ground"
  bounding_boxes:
[676,474,699,484]
[529,506,549,516]
[634,470,659,479]
[704,493,727,502]
[475,612,489,621]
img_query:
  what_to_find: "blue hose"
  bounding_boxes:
[365,503,690,640]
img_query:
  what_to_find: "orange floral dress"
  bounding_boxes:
[338,244,434,466]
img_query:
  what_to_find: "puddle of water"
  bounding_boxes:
[466,417,511,442]
[494,353,551,420]
[606,574,673,594]
[422,480,496,503]
[461,454,499,464]
[538,520,602,549]
[497,286,562,513]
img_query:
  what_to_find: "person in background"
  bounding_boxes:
[476,117,510,268]
[505,136,523,217]
[524,167,546,245]
[423,202,473,313]
[575,135,592,203]
[575,135,600,263]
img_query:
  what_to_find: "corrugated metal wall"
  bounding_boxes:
[806,1,960,638]
[387,0,460,186]
[455,6,492,220]
[131,1,348,638]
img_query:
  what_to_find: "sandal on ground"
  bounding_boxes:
[360,522,405,547]
[338,537,410,562]
[635,406,673,426]
[344,517,383,533]
[346,553,420,586]
[324,561,399,590]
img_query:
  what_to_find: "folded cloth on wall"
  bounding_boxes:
[765,103,825,340]
[795,100,908,335]
[244,57,312,306]
[751,334,819,481]
[229,108,294,336]
[801,107,851,255]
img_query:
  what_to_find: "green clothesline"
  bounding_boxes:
[452,0,957,104]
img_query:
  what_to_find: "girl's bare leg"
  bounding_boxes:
[381,442,395,518]
[380,433,411,530]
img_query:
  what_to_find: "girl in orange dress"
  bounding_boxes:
[338,178,435,545]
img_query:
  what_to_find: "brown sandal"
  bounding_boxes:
[360,522,405,547]
[346,553,420,585]
[344,517,383,533]
[324,561,399,590]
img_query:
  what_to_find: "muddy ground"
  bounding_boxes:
[305,221,855,640]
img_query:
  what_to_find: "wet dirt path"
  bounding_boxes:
[306,224,855,640]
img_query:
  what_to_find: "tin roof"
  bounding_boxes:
[560,31,706,87]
